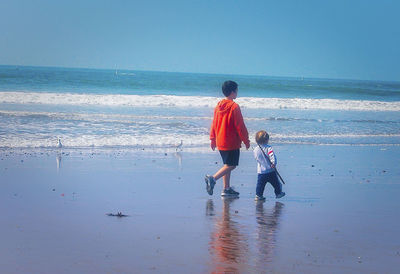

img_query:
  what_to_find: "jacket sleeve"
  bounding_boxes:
[233,105,250,146]
[210,108,216,142]
[267,146,276,165]
[254,147,262,163]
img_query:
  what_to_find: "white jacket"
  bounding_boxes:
[254,144,277,174]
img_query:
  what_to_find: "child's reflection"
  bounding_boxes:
[255,201,284,267]
[207,198,248,273]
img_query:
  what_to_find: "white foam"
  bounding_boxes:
[271,133,400,139]
[1,131,399,149]
[1,91,400,111]
[0,134,210,149]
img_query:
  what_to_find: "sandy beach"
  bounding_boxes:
[1,144,399,273]
[2,0,400,272]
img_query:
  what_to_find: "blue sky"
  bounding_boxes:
[1,0,399,81]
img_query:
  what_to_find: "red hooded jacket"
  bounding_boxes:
[210,99,250,150]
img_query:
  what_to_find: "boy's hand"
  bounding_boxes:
[271,164,276,169]
[211,140,216,151]
[245,142,250,150]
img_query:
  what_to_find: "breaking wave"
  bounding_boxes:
[1,91,400,111]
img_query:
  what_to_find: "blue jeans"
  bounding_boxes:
[256,171,282,197]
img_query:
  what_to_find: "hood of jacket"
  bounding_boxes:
[216,99,236,114]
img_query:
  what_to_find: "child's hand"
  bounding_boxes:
[245,142,250,150]
[211,140,216,151]
[271,164,276,169]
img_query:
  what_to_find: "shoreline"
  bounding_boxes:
[1,141,400,153]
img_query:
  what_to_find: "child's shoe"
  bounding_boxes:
[205,175,216,195]
[276,192,286,199]
[254,195,266,201]
[221,187,239,197]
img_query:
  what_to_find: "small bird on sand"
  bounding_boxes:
[175,140,183,151]
[57,138,62,148]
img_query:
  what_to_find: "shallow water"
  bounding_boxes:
[1,66,400,149]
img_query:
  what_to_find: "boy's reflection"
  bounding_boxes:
[207,198,248,273]
[255,201,284,267]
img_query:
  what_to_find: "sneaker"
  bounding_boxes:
[254,195,266,201]
[221,187,239,197]
[276,192,286,199]
[205,175,216,195]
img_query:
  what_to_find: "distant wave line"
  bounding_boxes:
[0,110,211,121]
[1,110,399,125]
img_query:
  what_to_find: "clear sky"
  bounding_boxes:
[1,0,399,81]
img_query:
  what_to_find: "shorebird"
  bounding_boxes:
[175,140,183,151]
[57,138,62,148]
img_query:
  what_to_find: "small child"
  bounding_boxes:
[253,130,285,201]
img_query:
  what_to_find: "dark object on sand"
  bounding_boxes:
[106,212,129,217]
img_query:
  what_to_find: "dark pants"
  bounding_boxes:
[256,171,282,197]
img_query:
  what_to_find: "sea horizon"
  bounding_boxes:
[2,64,399,83]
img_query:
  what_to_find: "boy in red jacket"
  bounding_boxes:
[205,80,250,197]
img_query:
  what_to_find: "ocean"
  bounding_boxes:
[0,65,399,150]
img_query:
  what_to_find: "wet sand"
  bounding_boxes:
[1,145,399,273]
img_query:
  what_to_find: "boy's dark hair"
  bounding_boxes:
[222,80,238,97]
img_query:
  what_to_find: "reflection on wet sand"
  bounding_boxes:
[206,199,284,272]
[174,152,182,169]
[56,153,62,172]
[255,201,284,269]
[206,199,215,217]
[207,198,248,273]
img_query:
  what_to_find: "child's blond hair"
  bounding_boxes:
[255,130,269,144]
